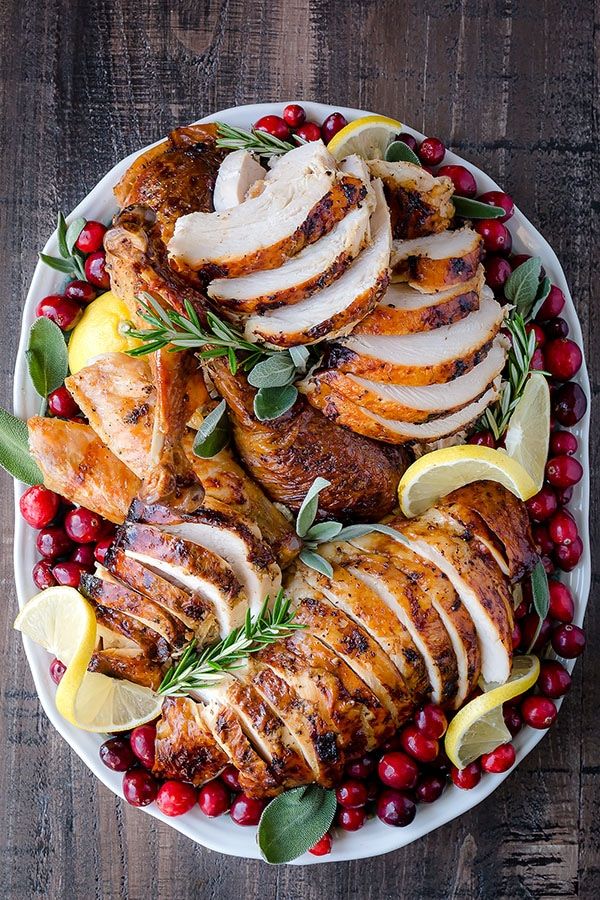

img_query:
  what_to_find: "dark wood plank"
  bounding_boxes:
[0,0,598,897]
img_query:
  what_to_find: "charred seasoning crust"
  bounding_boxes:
[353,286,480,337]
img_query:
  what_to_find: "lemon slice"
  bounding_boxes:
[445,655,540,768]
[14,587,161,733]
[503,373,550,491]
[398,444,538,518]
[326,115,403,161]
[68,290,141,375]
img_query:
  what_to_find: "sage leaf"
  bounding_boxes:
[39,252,78,275]
[192,400,229,458]
[336,522,410,546]
[385,140,421,166]
[296,476,331,537]
[257,785,337,864]
[253,384,298,421]
[26,318,68,399]
[0,408,43,485]
[248,352,296,388]
[504,257,542,316]
[288,344,310,372]
[529,276,552,321]
[305,520,343,542]
[65,217,86,254]
[527,558,550,652]
[57,212,69,258]
[299,549,334,579]
[452,196,505,219]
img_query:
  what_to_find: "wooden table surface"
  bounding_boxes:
[1,1,598,897]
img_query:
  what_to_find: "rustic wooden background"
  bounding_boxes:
[0,1,598,897]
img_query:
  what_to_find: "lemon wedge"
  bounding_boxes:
[14,587,161,732]
[68,290,141,374]
[326,115,403,161]
[445,655,540,768]
[503,373,550,491]
[398,444,538,518]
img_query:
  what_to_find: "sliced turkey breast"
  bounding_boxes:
[327,291,505,385]
[113,521,248,635]
[153,697,229,786]
[89,647,163,689]
[243,178,392,347]
[83,589,171,665]
[391,226,483,291]
[368,159,454,238]
[354,270,484,336]
[207,202,371,313]
[212,149,266,212]
[304,381,499,445]
[168,141,366,277]
[288,562,429,700]
[393,511,513,683]
[303,336,507,424]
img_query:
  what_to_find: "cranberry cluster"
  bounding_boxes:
[36,219,108,331]
[253,105,348,146]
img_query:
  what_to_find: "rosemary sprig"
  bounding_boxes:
[482,314,536,440]
[215,122,302,158]
[158,590,304,697]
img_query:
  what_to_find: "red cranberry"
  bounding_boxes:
[514,599,530,620]
[544,339,582,381]
[467,430,496,448]
[536,285,565,320]
[543,317,569,340]
[476,190,514,222]
[530,348,545,370]
[541,555,556,575]
[552,382,587,426]
[295,122,322,142]
[418,137,446,166]
[548,580,575,623]
[49,657,66,684]
[416,773,445,803]
[396,132,418,151]
[65,279,97,304]
[36,294,82,331]
[511,623,522,649]
[480,743,515,774]
[230,793,266,826]
[65,507,104,543]
[438,164,477,197]
[336,806,366,831]
[400,724,439,763]
[345,753,376,780]
[282,104,306,128]
[450,761,481,789]
[99,736,136,772]
[199,779,230,817]
[521,696,557,729]
[550,431,577,456]
[254,114,290,140]
[545,455,583,489]
[36,526,73,559]
[130,723,157,769]
[70,544,96,567]
[503,704,523,736]
[551,623,585,657]
[122,768,159,807]
[556,485,574,506]
[532,523,554,556]
[520,613,551,652]
[548,509,578,546]
[52,561,86,588]
[538,659,572,699]
[20,485,61,528]
[156,780,197,817]
[309,832,332,856]
[33,560,58,590]
[75,220,107,254]
[336,779,368,808]
[376,789,416,827]
[94,537,113,565]
[84,251,110,289]
[484,255,512,291]
[526,485,558,522]
[526,322,546,349]
[475,219,512,255]
[378,751,419,790]
[220,765,241,791]
[414,703,448,739]
[48,385,80,419]
[321,112,348,144]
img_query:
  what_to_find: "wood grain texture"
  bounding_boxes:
[0,0,598,897]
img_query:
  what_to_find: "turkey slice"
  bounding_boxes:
[328,291,505,384]
[153,697,229,786]
[368,158,454,238]
[168,140,365,277]
[212,149,266,212]
[243,178,391,347]
[391,226,483,291]
[302,336,507,423]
